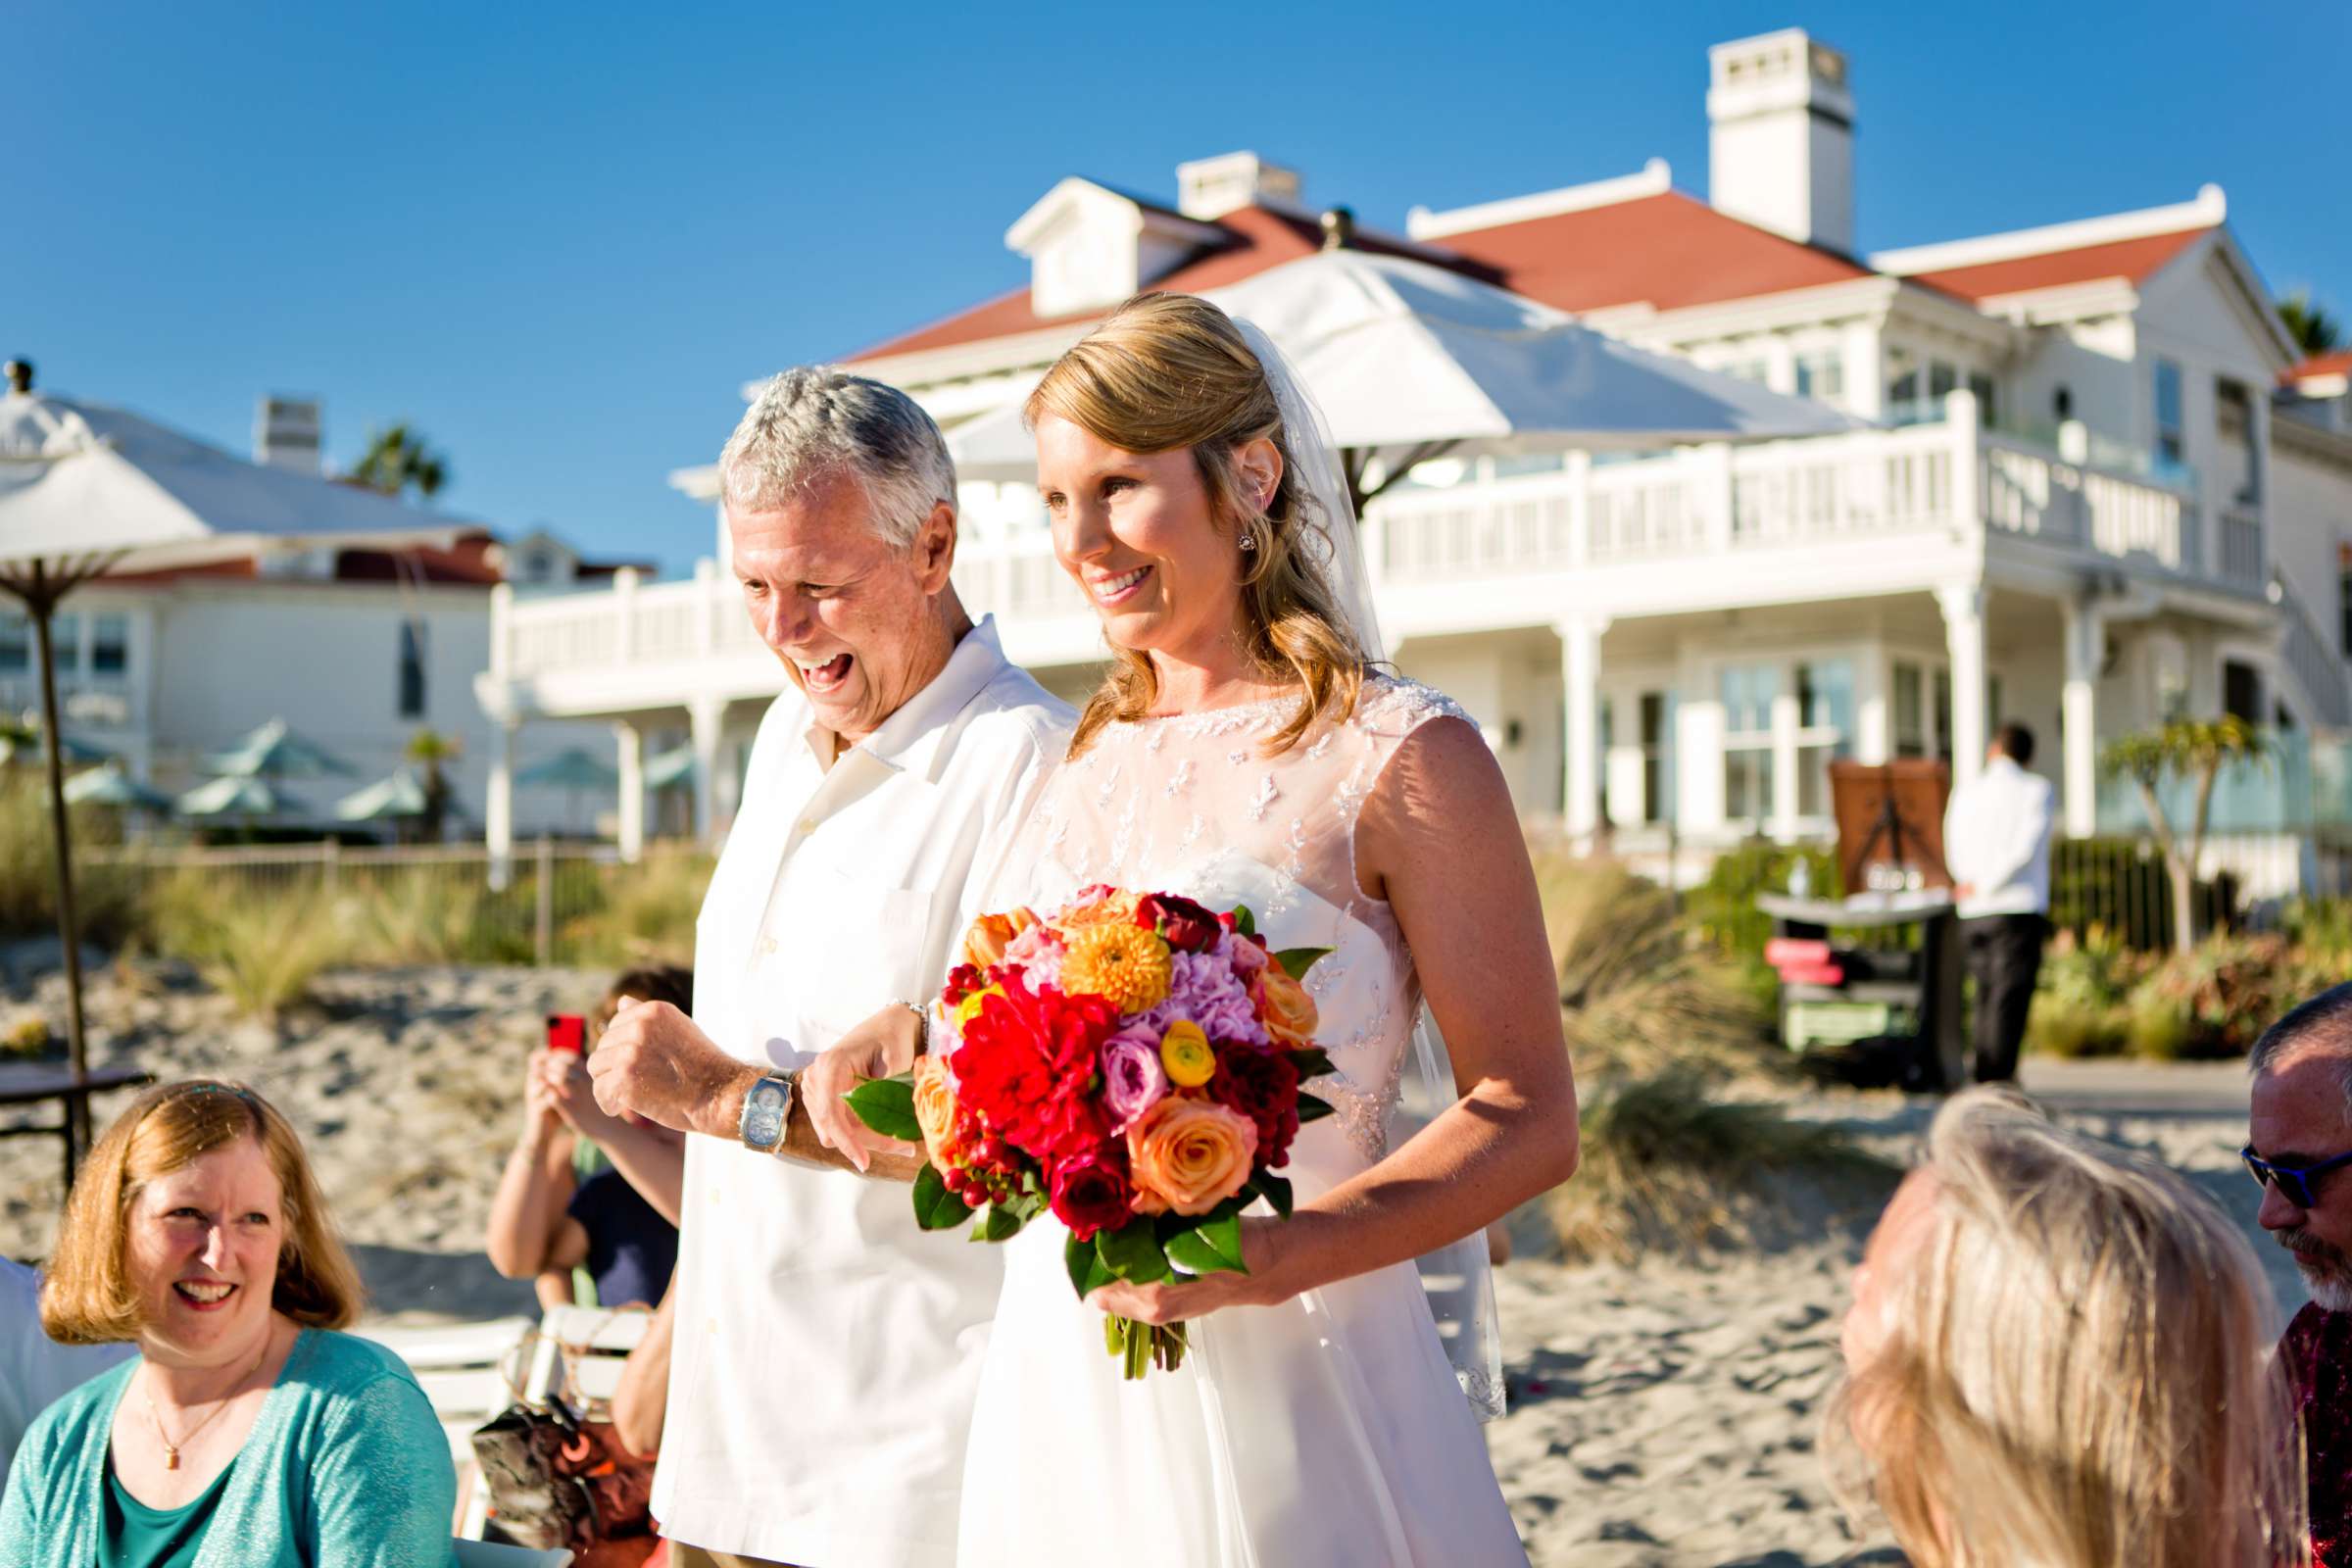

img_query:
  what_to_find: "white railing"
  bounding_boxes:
[488,412,2226,691]
[0,673,137,729]
[2273,568,2351,728]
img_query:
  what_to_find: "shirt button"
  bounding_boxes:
[757,936,777,956]
[797,818,817,835]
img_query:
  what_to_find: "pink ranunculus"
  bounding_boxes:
[1099,1024,1170,1132]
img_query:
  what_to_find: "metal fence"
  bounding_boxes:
[79,838,709,969]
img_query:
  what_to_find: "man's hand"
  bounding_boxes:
[800,1005,926,1174]
[588,997,756,1141]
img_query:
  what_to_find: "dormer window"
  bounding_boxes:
[1005,171,1257,320]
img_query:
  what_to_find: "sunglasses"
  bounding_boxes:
[2240,1145,2352,1209]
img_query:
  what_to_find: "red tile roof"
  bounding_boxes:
[848,206,1492,362]
[102,531,639,589]
[1432,190,1875,314]
[2284,349,2352,385]
[1899,226,2210,303]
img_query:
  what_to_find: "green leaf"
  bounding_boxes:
[1164,1210,1249,1276]
[1248,1170,1294,1218]
[1273,946,1332,980]
[1297,1092,1335,1126]
[1231,905,1256,937]
[1287,1047,1336,1079]
[972,1203,1025,1244]
[911,1163,967,1231]
[1066,1231,1116,1298]
[1096,1220,1171,1285]
[845,1075,921,1142]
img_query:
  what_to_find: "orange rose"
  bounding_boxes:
[1125,1098,1257,1217]
[1059,889,1142,930]
[1254,965,1320,1051]
[910,1054,968,1169]
[961,910,1027,971]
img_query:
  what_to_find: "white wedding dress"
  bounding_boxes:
[956,675,1528,1568]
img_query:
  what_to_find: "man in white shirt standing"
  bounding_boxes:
[1942,721,2056,1084]
[587,368,1073,1567]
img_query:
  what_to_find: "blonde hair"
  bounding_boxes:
[42,1080,366,1344]
[1026,292,1368,756]
[1830,1086,2304,1568]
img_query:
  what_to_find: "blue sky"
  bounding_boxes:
[18,1,2349,578]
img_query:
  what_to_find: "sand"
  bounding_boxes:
[0,963,2302,1565]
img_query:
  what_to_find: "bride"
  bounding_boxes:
[808,291,1575,1566]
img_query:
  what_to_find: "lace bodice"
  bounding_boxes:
[989,674,1472,1171]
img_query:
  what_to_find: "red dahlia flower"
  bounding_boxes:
[1209,1043,1302,1170]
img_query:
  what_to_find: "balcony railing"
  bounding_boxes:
[491,407,2238,694]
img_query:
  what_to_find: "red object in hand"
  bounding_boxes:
[545,1013,587,1054]
[1765,938,1833,968]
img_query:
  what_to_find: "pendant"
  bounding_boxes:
[164,1446,179,1471]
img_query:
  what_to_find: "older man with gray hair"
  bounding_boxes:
[589,368,1073,1567]
[2246,981,2352,1566]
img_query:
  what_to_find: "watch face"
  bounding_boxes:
[744,1080,786,1146]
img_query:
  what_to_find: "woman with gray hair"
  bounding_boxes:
[1834,1085,2304,1568]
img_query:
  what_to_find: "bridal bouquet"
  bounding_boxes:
[847,885,1335,1379]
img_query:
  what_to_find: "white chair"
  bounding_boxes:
[453,1540,572,1567]
[359,1316,535,1540]
[518,1302,654,1414]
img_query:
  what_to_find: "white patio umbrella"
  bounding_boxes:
[62,762,174,814]
[0,362,462,1160]
[206,717,358,781]
[947,246,1859,509]
[335,768,427,823]
[176,773,308,819]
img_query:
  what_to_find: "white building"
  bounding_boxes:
[0,394,633,839]
[476,27,2352,871]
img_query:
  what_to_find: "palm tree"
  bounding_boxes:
[2279,291,2345,358]
[349,423,451,503]
[405,729,463,844]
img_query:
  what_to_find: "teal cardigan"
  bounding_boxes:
[0,1328,457,1567]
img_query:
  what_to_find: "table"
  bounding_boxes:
[0,1061,153,1193]
[1756,891,1964,1091]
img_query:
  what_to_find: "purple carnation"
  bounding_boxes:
[1100,1025,1170,1130]
[1141,948,1269,1048]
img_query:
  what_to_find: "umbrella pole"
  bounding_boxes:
[26,565,93,1169]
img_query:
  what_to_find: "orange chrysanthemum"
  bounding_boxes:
[1060,922,1173,1013]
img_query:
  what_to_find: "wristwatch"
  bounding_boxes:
[738,1072,797,1156]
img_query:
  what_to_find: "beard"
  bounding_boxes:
[2277,1226,2352,1311]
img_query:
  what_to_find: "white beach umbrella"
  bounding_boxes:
[0,363,462,1157]
[176,773,309,819]
[947,246,1858,507]
[334,768,428,823]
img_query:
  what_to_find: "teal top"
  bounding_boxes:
[0,1328,457,1568]
[102,1459,233,1568]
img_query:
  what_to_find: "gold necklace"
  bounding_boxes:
[142,1329,275,1471]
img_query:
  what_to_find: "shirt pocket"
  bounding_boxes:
[774,870,942,1044]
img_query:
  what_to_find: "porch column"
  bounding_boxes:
[2060,602,2103,838]
[689,696,725,847]
[486,717,517,891]
[614,719,645,863]
[1936,583,1989,792]
[1557,613,1609,849]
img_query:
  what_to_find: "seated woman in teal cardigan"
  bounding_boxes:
[0,1081,456,1567]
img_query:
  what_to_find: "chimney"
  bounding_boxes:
[1175,152,1302,221]
[254,396,321,473]
[1706,29,1854,253]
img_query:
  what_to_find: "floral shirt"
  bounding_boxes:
[2283,1301,2352,1567]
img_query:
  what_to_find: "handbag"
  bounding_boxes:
[470,1313,661,1565]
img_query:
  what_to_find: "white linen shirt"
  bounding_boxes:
[1943,755,2056,919]
[653,615,1073,1566]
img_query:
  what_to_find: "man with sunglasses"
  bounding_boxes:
[2249,981,2352,1568]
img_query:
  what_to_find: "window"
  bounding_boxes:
[1794,660,1855,818]
[1934,668,1953,762]
[0,612,25,674]
[1886,348,1919,411]
[49,614,79,675]
[398,622,427,718]
[1639,692,1671,825]
[1967,371,1997,427]
[2223,660,2261,724]
[1720,663,1780,825]
[1721,358,1768,384]
[1795,351,1845,407]
[91,614,128,677]
[2341,562,2352,657]
[2155,359,2186,470]
[1929,362,1958,408]
[2054,385,2074,421]
[1893,662,1927,759]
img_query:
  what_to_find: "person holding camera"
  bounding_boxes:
[488,966,692,1310]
